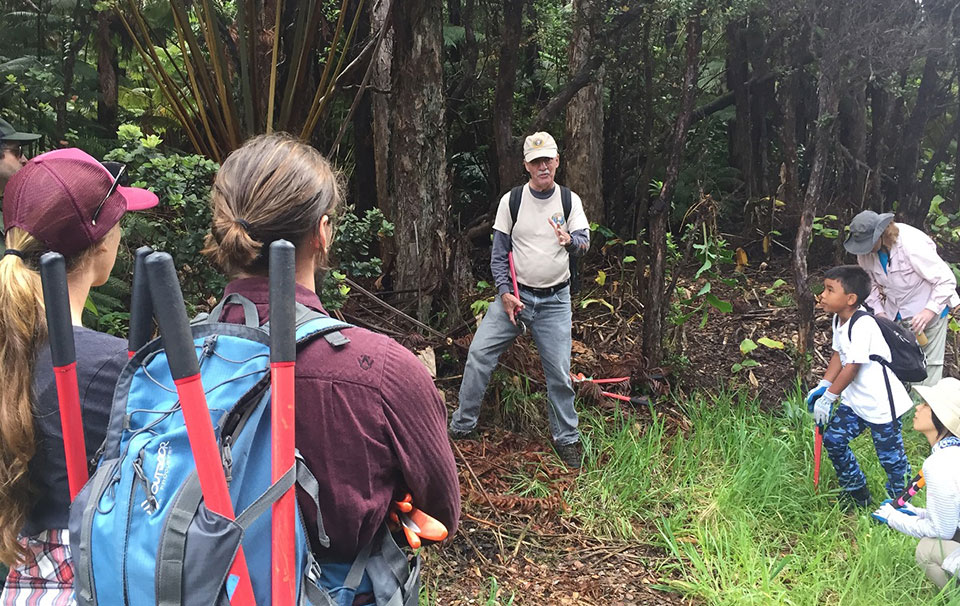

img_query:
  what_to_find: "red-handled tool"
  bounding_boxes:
[145,252,256,606]
[127,246,154,358]
[39,252,88,501]
[507,251,527,335]
[269,240,297,606]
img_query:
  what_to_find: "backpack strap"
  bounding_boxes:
[195,293,260,327]
[560,185,572,222]
[508,185,523,234]
[292,307,352,348]
[847,309,868,341]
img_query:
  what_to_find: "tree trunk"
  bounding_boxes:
[493,0,524,192]
[370,0,395,280]
[726,20,754,198]
[634,15,655,294]
[96,12,118,133]
[792,70,839,356]
[563,0,604,225]
[896,54,941,224]
[642,13,702,368]
[388,0,449,321]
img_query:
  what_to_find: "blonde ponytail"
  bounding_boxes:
[0,228,105,564]
[0,228,47,564]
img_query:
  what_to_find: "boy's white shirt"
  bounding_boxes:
[831,309,913,424]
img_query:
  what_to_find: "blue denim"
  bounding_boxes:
[822,403,911,498]
[452,285,579,445]
[317,561,374,606]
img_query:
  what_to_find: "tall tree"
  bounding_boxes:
[642,11,703,367]
[388,0,449,321]
[563,0,605,224]
[492,0,525,192]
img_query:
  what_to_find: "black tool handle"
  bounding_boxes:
[146,252,199,380]
[128,246,155,353]
[40,253,76,367]
[269,240,297,363]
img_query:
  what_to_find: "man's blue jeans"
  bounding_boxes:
[451,285,579,445]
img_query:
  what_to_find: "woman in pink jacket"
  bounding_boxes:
[844,210,959,385]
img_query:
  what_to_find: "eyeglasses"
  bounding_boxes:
[91,164,125,226]
[2,143,23,159]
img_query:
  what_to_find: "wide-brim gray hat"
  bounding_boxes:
[0,118,40,143]
[844,210,895,255]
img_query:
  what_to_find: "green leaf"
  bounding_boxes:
[741,359,761,368]
[757,337,785,349]
[740,339,758,355]
[595,270,607,286]
[84,296,99,317]
[705,293,732,313]
[696,282,712,296]
[623,256,636,264]
[580,298,615,313]
[949,317,960,333]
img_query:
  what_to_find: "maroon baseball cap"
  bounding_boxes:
[3,148,158,256]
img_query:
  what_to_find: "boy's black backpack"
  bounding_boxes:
[508,185,580,294]
[838,309,928,422]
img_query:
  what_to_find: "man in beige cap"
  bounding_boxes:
[0,118,40,192]
[450,132,591,468]
[872,377,960,589]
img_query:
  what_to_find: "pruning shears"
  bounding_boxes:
[389,494,448,549]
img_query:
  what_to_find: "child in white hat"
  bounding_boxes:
[872,376,960,590]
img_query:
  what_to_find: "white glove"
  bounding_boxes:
[805,379,832,409]
[872,502,897,525]
[813,390,839,425]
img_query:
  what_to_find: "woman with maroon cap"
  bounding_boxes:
[201,134,460,606]
[0,149,157,604]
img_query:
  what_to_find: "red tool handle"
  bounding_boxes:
[813,425,823,491]
[146,252,256,606]
[269,240,297,606]
[39,253,88,500]
[508,251,520,299]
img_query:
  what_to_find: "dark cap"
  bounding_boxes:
[3,148,158,256]
[843,210,895,255]
[0,118,40,143]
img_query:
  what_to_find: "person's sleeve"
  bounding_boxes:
[491,230,513,296]
[566,229,590,258]
[379,343,461,535]
[565,192,590,233]
[831,318,841,353]
[886,459,958,539]
[491,192,513,234]
[903,229,959,314]
[845,316,884,364]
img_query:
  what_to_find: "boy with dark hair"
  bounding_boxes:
[806,265,914,507]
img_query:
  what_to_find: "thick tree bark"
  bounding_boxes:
[493,0,524,192]
[389,0,448,321]
[96,12,118,133]
[726,20,754,198]
[642,13,702,367]
[370,0,395,277]
[563,0,604,225]
[792,70,839,356]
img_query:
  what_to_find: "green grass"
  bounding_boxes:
[568,388,960,605]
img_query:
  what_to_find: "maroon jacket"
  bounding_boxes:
[219,278,460,560]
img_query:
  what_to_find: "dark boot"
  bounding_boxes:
[842,485,873,509]
[554,441,582,469]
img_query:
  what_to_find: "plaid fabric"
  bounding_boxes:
[0,529,75,606]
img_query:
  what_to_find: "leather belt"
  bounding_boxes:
[518,281,569,296]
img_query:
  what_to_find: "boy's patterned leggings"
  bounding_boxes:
[822,404,911,498]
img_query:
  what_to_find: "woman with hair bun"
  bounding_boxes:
[202,133,460,606]
[0,149,158,604]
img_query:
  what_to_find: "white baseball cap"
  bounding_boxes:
[523,132,558,163]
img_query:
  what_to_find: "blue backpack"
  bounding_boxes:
[69,295,421,606]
